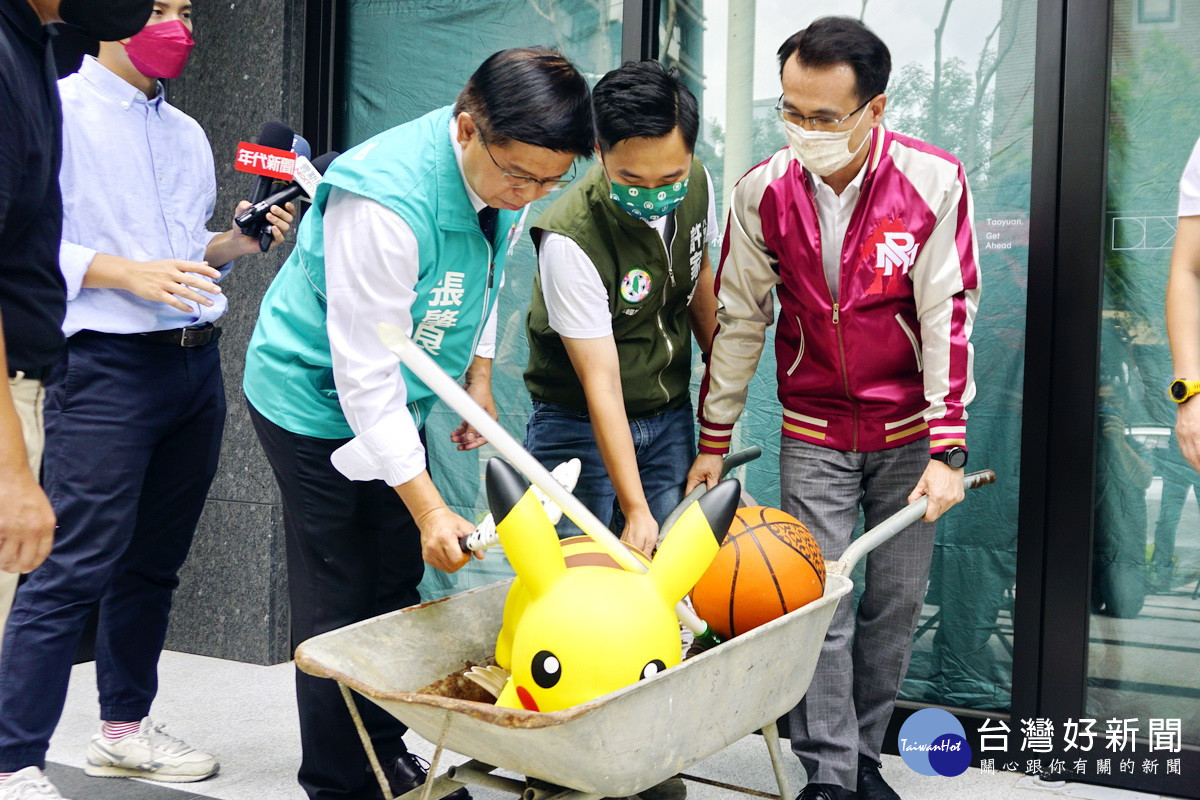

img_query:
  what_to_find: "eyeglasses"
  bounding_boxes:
[774,95,873,133]
[480,136,575,191]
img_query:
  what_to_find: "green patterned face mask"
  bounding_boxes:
[608,176,690,222]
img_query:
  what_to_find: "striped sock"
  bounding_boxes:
[101,720,142,741]
[0,773,13,783]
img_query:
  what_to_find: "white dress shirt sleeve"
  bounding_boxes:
[474,271,503,359]
[59,241,99,301]
[325,188,428,486]
[538,232,612,339]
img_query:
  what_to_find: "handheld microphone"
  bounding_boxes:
[291,134,312,161]
[243,121,294,241]
[254,134,313,252]
[234,151,339,231]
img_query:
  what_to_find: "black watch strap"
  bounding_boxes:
[931,446,968,469]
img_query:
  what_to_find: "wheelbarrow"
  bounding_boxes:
[295,468,996,800]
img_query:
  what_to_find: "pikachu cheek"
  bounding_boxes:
[516,685,540,712]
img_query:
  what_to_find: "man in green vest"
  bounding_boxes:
[242,47,594,800]
[524,60,718,557]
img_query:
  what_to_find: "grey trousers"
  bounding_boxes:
[781,437,936,791]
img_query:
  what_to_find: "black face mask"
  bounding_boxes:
[58,0,154,42]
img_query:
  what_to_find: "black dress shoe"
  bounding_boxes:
[856,760,900,800]
[375,752,471,800]
[796,783,855,800]
[638,775,687,800]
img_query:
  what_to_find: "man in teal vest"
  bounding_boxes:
[524,60,718,557]
[243,47,594,800]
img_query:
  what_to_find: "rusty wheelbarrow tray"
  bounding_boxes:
[295,470,995,800]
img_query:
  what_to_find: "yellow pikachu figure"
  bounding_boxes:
[485,457,741,712]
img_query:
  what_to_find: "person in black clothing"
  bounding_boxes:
[0,3,151,797]
[0,0,70,659]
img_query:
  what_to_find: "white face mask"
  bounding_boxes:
[783,108,871,177]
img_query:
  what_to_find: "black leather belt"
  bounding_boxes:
[138,324,220,347]
[76,324,221,348]
[7,366,49,380]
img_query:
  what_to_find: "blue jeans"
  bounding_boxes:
[523,400,696,539]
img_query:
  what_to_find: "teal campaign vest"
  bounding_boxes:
[524,160,710,418]
[244,106,521,438]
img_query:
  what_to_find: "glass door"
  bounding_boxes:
[1087,0,1200,787]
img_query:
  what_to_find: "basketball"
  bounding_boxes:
[689,506,826,638]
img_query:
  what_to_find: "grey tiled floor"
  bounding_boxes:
[46,651,1167,800]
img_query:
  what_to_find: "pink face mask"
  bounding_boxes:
[124,20,194,79]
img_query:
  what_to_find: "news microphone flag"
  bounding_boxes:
[234,142,296,181]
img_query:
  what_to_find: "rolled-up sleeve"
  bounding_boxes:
[59,241,98,301]
[324,188,428,486]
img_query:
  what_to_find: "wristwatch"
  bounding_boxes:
[1169,378,1200,404]
[930,446,968,469]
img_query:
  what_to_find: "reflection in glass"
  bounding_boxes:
[1090,0,1200,748]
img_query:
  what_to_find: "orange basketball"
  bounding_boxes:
[689,506,826,638]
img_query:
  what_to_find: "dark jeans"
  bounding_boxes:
[0,332,224,771]
[248,402,425,800]
[523,400,696,538]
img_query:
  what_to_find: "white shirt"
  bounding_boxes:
[811,159,868,301]
[327,117,520,486]
[539,166,719,339]
[57,56,223,336]
[1180,136,1200,217]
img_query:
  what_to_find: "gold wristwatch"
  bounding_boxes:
[1168,379,1200,404]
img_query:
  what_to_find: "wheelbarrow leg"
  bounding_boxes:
[339,682,395,800]
[760,719,792,800]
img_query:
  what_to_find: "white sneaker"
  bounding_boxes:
[84,717,219,783]
[0,767,69,800]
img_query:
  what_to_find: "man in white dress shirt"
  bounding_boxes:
[0,2,293,797]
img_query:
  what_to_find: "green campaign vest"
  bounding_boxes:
[524,159,710,419]
[244,106,521,438]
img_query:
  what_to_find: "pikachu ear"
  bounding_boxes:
[487,458,566,598]
[647,479,741,605]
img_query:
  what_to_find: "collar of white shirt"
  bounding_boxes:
[77,55,164,115]
[811,155,869,209]
[448,114,487,214]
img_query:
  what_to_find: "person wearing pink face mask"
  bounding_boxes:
[0,2,297,797]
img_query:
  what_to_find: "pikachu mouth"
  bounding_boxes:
[516,685,540,712]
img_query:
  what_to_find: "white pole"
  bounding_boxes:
[723,0,756,213]
[377,323,710,634]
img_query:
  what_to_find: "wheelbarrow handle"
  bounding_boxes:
[657,446,763,540]
[829,468,996,578]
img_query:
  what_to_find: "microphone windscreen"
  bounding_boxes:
[291,135,312,160]
[256,121,295,151]
[310,152,341,175]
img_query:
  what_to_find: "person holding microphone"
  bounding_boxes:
[243,47,594,800]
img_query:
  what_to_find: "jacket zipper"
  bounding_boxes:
[812,187,858,453]
[651,219,679,406]
[832,302,858,452]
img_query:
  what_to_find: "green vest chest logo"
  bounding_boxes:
[413,270,467,355]
[620,268,653,303]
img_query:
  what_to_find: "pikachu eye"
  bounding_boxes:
[532,650,561,688]
[640,659,666,680]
